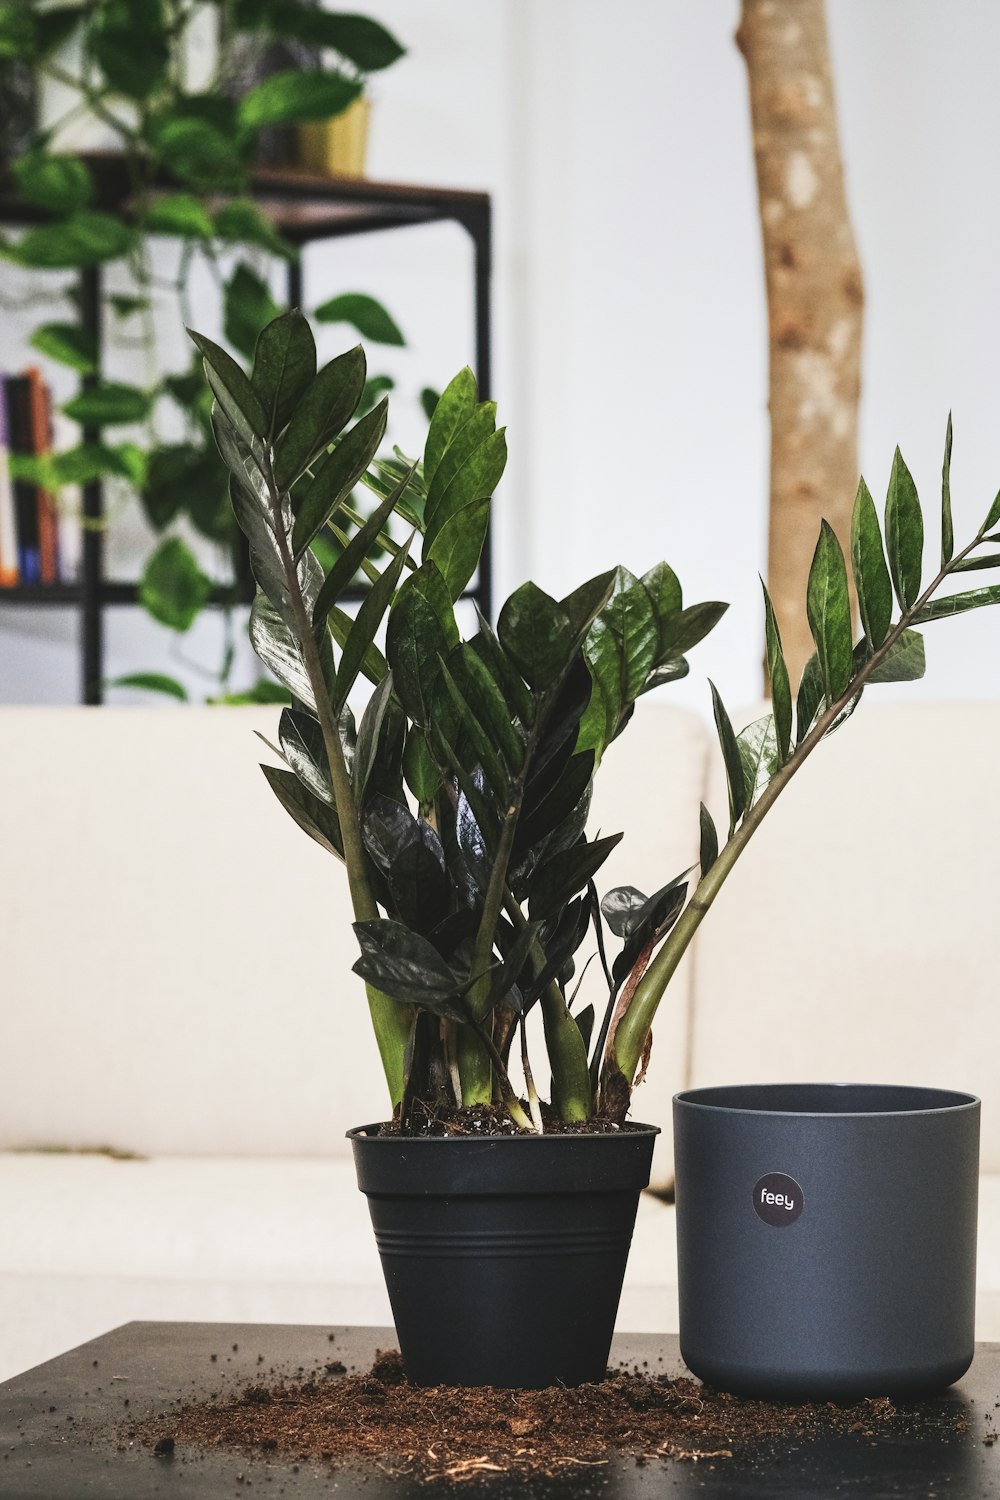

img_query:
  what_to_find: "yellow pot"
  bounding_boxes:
[296,95,370,178]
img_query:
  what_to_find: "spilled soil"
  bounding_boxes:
[133,1347,918,1484]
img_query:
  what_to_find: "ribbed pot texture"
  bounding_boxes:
[673,1083,980,1399]
[349,1123,659,1388]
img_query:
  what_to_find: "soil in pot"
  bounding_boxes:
[132,1347,929,1483]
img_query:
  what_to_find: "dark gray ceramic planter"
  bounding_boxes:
[349,1122,658,1388]
[673,1083,979,1400]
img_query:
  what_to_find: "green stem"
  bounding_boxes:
[263,455,411,1105]
[611,532,985,1088]
[504,894,591,1121]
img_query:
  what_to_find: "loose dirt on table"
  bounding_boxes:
[132,1347,920,1484]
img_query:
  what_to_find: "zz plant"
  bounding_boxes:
[194,311,1000,1132]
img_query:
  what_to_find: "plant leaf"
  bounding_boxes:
[795,651,824,744]
[806,519,853,701]
[143,193,215,239]
[273,345,366,489]
[29,323,97,375]
[423,367,477,491]
[239,69,362,128]
[386,563,459,726]
[425,495,490,600]
[353,919,467,1020]
[982,491,1000,536]
[423,426,506,553]
[335,538,412,709]
[658,600,729,659]
[498,582,574,690]
[8,211,132,268]
[529,833,623,922]
[107,672,187,701]
[189,329,268,442]
[885,446,924,610]
[250,590,316,708]
[709,680,745,835]
[699,802,718,876]
[62,382,152,427]
[223,262,281,361]
[941,413,954,566]
[600,885,648,939]
[864,628,925,684]
[737,714,778,809]
[251,308,316,438]
[292,399,387,558]
[312,469,413,632]
[913,586,1000,623]
[279,707,331,802]
[138,537,213,632]
[14,152,91,213]
[851,477,892,650]
[261,763,343,859]
[313,293,405,346]
[761,581,791,764]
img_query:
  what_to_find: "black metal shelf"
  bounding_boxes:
[0,154,493,702]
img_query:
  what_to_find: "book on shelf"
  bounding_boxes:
[0,369,64,589]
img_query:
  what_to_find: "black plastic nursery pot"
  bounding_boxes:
[349,1122,659,1388]
[673,1083,980,1400]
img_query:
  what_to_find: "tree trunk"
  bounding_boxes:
[737,0,864,690]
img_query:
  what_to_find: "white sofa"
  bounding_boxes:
[1,700,998,1382]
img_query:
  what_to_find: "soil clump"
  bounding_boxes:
[135,1347,910,1483]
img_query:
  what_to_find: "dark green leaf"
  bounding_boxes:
[515,747,595,854]
[224,263,281,361]
[386,563,459,725]
[62,382,152,427]
[737,714,778,809]
[336,538,411,709]
[425,495,489,600]
[424,423,505,551]
[420,387,439,422]
[658,600,728,659]
[561,568,618,643]
[597,567,658,701]
[214,198,295,259]
[107,671,187,701]
[239,69,362,128]
[640,560,683,628]
[423,367,477,491]
[806,519,853,701]
[261,763,342,859]
[610,873,689,991]
[217,678,289,705]
[90,0,168,97]
[45,442,141,486]
[258,8,404,70]
[143,443,213,531]
[498,581,574,691]
[953,552,1000,573]
[981,490,1000,535]
[795,652,824,744]
[189,329,268,442]
[600,886,648,939]
[138,537,213,632]
[13,152,91,213]
[851,476,892,650]
[313,293,404,346]
[699,802,718,876]
[273,346,366,489]
[450,642,524,775]
[250,590,316,707]
[250,309,316,440]
[470,607,535,727]
[292,398,387,557]
[863,628,925,684]
[10,211,132,268]
[327,605,387,688]
[885,446,924,610]
[29,323,97,375]
[709,681,745,835]
[108,295,149,319]
[363,797,448,935]
[761,582,791,763]
[436,657,509,801]
[352,919,466,1019]
[941,413,954,566]
[153,115,245,191]
[312,469,412,632]
[36,4,83,54]
[279,707,331,802]
[353,674,395,801]
[913,586,1000,623]
[402,725,440,807]
[529,833,623,921]
[0,3,36,56]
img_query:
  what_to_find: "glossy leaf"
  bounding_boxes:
[353,919,466,1020]
[864,629,925,684]
[363,797,448,935]
[326,605,387,689]
[529,834,623,921]
[250,591,315,708]
[138,537,212,632]
[806,520,853,702]
[658,600,728,659]
[424,402,497,528]
[610,873,689,991]
[795,651,824,744]
[335,540,411,709]
[498,582,574,691]
[29,323,97,375]
[914,585,1000,623]
[515,747,595,855]
[640,560,683,629]
[239,69,362,128]
[851,477,892,650]
[699,802,719,876]
[954,552,1000,573]
[709,680,745,835]
[436,658,510,801]
[941,413,954,566]
[313,293,404,346]
[885,447,924,609]
[354,676,395,801]
[190,330,268,443]
[292,399,387,558]
[387,564,459,726]
[279,707,331,803]
[423,367,477,491]
[273,346,366,489]
[424,426,506,553]
[250,309,316,438]
[600,885,648,939]
[737,715,778,809]
[426,495,490,600]
[470,607,535,727]
[312,472,412,632]
[402,726,440,807]
[450,642,524,775]
[261,764,343,859]
[761,581,791,764]
[982,490,1000,536]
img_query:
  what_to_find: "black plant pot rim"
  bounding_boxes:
[674,1082,979,1119]
[349,1120,660,1196]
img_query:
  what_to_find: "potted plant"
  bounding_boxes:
[192,310,1000,1392]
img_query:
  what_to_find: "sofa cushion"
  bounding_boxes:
[692,701,1000,1171]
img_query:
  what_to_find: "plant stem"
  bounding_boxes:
[503,893,592,1121]
[520,1017,544,1134]
[611,533,985,1090]
[263,453,411,1105]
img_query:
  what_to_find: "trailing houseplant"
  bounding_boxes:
[193,309,1000,1385]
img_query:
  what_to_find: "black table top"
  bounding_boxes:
[1,1323,998,1498]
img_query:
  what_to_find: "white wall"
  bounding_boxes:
[2,0,1000,709]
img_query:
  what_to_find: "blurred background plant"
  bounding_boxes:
[0,0,417,703]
